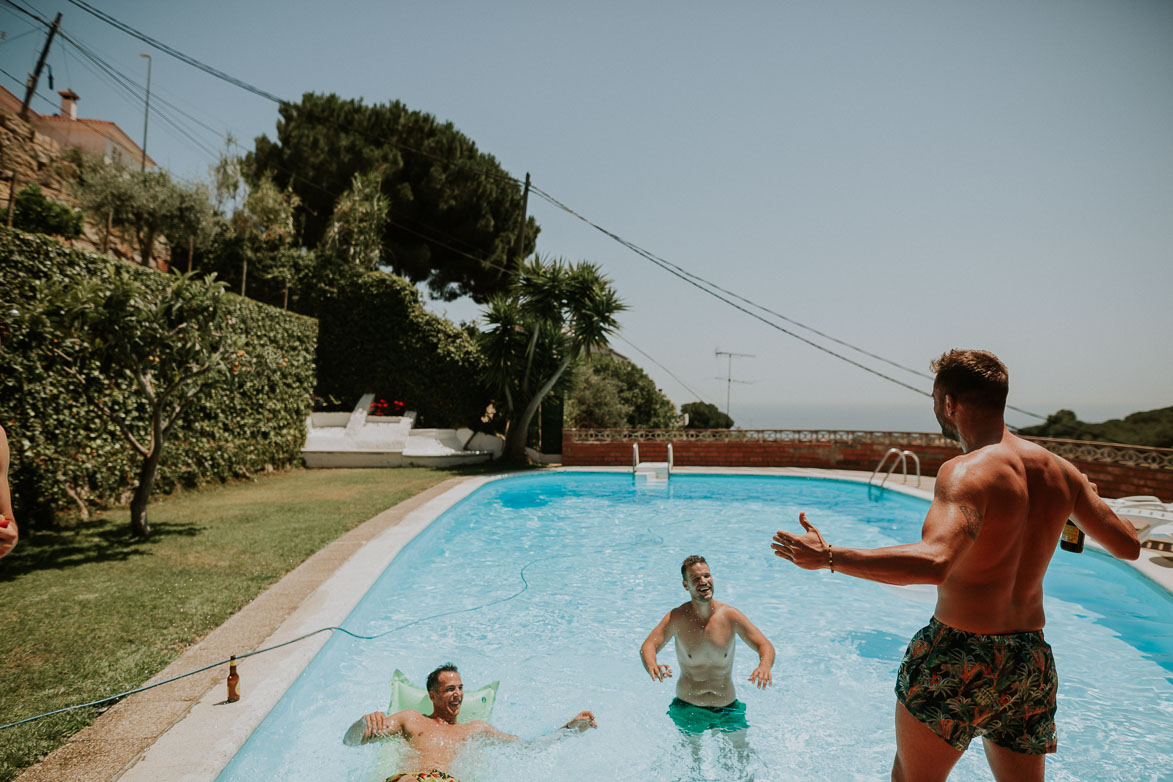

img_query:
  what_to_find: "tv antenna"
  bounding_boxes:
[714,349,755,418]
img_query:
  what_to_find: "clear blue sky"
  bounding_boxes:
[3,0,1170,431]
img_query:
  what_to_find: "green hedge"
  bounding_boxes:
[0,227,317,527]
[314,270,492,429]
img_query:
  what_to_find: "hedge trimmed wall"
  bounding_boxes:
[0,227,317,525]
[314,270,491,429]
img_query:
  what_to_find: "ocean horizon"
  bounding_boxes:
[721,401,1132,434]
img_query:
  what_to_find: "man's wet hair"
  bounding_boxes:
[681,555,707,581]
[426,662,459,693]
[931,349,1009,412]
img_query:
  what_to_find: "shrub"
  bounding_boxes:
[12,185,83,238]
[314,270,491,429]
[0,227,317,528]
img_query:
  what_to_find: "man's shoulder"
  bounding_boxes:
[393,708,427,724]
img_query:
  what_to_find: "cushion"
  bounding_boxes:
[388,669,498,723]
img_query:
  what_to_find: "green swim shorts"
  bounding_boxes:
[667,697,749,735]
[895,617,1058,754]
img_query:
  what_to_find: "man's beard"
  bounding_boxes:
[936,413,959,442]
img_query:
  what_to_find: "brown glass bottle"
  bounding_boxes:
[1060,520,1085,553]
[226,655,240,702]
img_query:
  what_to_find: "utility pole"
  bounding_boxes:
[139,54,152,171]
[512,172,530,264]
[714,349,755,418]
[20,12,62,120]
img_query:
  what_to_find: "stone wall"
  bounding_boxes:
[0,111,168,269]
[562,429,1173,501]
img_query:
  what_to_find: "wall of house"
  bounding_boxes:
[0,111,167,269]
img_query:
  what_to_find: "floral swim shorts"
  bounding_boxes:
[386,771,459,782]
[895,617,1058,754]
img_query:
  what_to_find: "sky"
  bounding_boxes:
[2,0,1170,432]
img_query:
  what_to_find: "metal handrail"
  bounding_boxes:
[870,448,921,488]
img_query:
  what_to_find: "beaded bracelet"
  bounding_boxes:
[828,544,834,573]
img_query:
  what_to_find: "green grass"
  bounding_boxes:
[0,466,485,781]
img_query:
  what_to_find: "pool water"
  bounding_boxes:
[218,473,1173,781]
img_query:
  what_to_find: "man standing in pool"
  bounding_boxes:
[771,349,1139,782]
[348,663,596,782]
[640,555,775,771]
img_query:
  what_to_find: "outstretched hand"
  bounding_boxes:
[361,711,393,740]
[748,663,772,689]
[562,710,597,731]
[771,512,830,570]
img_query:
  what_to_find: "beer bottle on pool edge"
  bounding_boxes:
[227,655,240,702]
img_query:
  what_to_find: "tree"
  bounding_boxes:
[72,157,181,267]
[682,401,734,429]
[480,256,625,463]
[211,133,243,215]
[166,180,218,272]
[232,174,300,298]
[566,352,677,429]
[247,92,538,301]
[31,269,240,537]
[323,170,389,270]
[565,361,631,429]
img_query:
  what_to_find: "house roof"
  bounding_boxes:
[0,84,156,168]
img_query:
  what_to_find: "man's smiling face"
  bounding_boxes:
[684,562,715,603]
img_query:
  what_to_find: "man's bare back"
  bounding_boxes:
[933,431,1137,633]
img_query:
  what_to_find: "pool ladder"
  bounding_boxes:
[870,447,921,488]
[633,442,673,481]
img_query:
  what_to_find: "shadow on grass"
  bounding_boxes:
[0,520,203,582]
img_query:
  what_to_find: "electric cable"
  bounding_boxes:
[0,522,665,732]
[611,333,704,403]
[5,1,1065,427]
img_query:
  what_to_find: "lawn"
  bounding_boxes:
[0,466,483,782]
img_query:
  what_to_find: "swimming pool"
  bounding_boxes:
[218,472,1173,781]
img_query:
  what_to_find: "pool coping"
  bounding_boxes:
[16,467,1173,781]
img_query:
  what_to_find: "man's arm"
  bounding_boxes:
[640,610,677,682]
[730,609,774,688]
[772,460,982,585]
[477,711,597,747]
[1068,467,1140,560]
[342,709,411,746]
[0,425,17,560]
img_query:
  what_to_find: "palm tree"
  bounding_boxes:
[480,256,625,463]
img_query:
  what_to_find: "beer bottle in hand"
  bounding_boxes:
[1060,520,1085,553]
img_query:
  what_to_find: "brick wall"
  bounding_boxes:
[564,430,1173,501]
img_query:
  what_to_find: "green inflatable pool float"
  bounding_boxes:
[387,669,498,722]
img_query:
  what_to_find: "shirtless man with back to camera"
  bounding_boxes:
[771,349,1140,782]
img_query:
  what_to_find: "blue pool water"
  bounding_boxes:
[219,473,1173,781]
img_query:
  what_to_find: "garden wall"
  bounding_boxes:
[563,429,1173,501]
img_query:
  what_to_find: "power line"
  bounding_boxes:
[9,1,1057,427]
[64,0,284,103]
[611,332,704,403]
[64,0,522,188]
[528,184,935,399]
